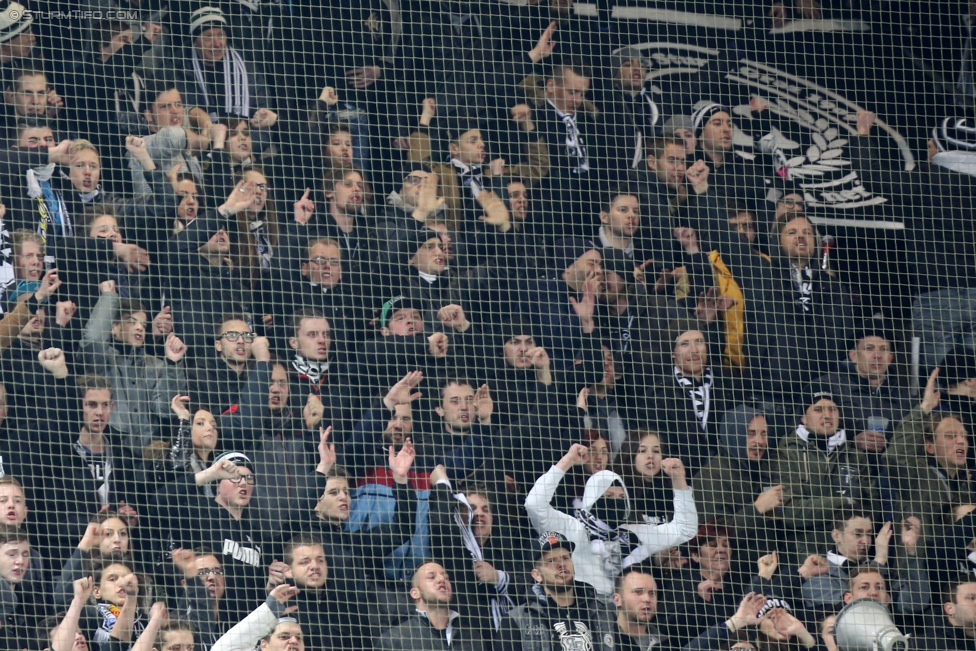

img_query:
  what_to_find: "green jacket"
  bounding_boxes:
[694,451,773,538]
[771,428,879,543]
[886,405,975,528]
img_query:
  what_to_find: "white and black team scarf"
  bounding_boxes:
[673,366,713,432]
[547,100,589,174]
[447,488,514,630]
[794,424,847,455]
[449,158,483,199]
[249,220,273,269]
[191,46,251,118]
[292,355,330,384]
[572,507,649,578]
[790,265,814,312]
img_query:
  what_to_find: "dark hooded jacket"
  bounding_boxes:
[693,405,780,546]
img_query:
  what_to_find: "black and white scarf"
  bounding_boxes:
[450,158,483,199]
[449,490,513,629]
[795,424,847,455]
[573,507,649,576]
[673,366,713,432]
[292,354,330,385]
[191,46,251,118]
[548,101,589,174]
[790,265,814,312]
[249,220,273,269]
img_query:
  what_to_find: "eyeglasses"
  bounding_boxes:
[403,174,426,185]
[197,567,224,577]
[228,474,256,485]
[309,256,341,266]
[220,331,255,342]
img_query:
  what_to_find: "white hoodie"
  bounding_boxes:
[525,466,698,596]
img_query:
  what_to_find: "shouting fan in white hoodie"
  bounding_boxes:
[525,443,698,597]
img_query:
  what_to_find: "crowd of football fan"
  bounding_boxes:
[0,0,974,649]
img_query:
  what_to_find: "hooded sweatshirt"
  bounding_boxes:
[525,467,698,595]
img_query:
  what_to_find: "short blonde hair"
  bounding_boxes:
[71,139,100,161]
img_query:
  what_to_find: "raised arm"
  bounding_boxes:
[622,459,698,552]
[51,577,93,651]
[211,586,300,651]
[524,445,589,538]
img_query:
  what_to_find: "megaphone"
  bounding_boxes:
[834,598,910,651]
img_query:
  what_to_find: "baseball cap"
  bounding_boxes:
[536,531,575,556]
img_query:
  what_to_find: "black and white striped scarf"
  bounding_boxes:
[673,366,713,432]
[790,265,814,312]
[548,100,589,174]
[249,220,273,269]
[191,46,251,118]
[450,490,514,630]
[450,158,483,199]
[573,507,649,576]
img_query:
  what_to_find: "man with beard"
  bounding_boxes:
[525,443,698,597]
[748,213,856,407]
[498,531,607,651]
[376,562,484,651]
[593,191,661,265]
[694,406,785,554]
[264,536,362,650]
[523,238,606,369]
[277,166,372,268]
[887,369,976,529]
[772,390,880,554]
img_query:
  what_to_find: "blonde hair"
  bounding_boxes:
[71,139,100,159]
